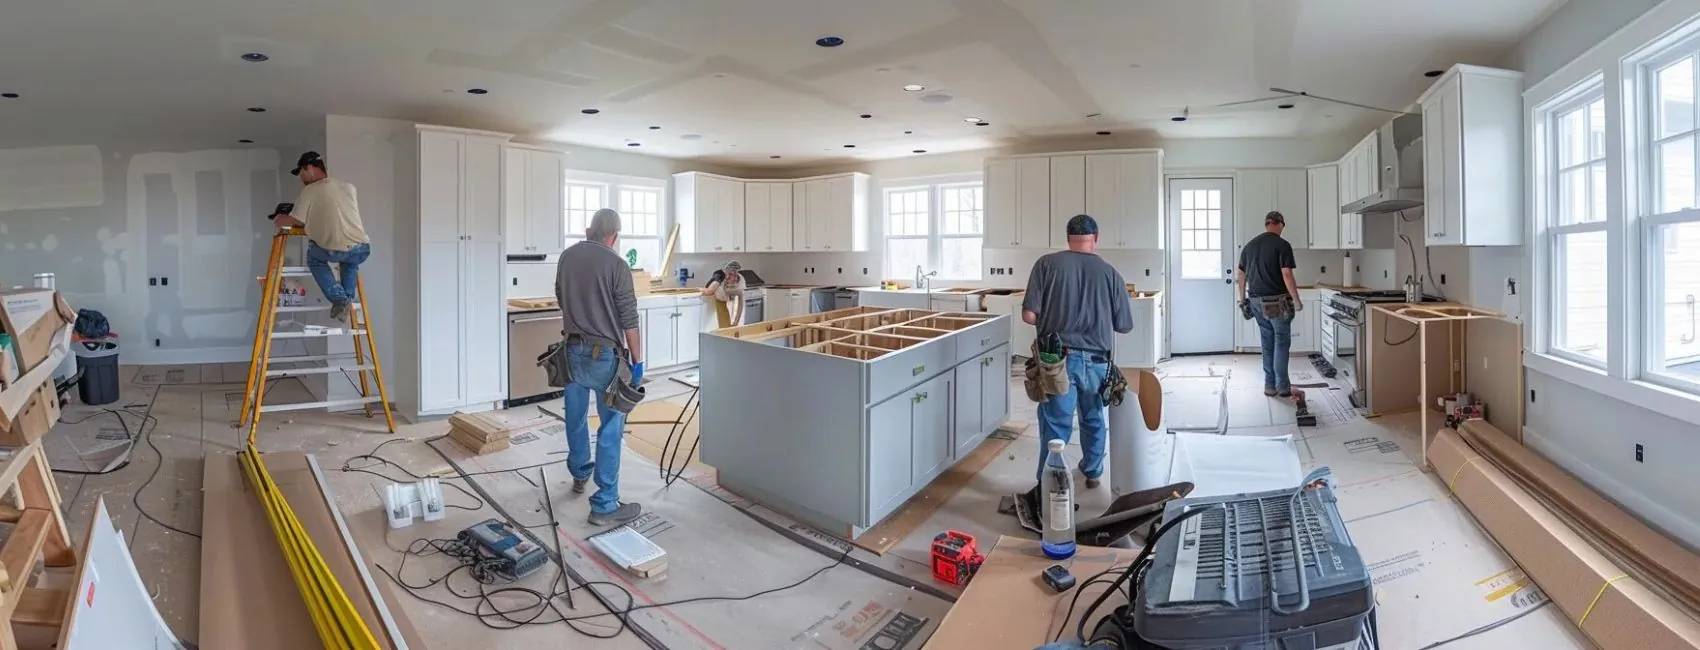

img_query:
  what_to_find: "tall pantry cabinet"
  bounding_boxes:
[412,126,509,417]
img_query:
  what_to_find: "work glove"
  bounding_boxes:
[1238,299,1253,321]
[630,361,645,386]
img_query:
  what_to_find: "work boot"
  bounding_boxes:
[571,477,589,494]
[328,302,348,322]
[1278,388,1293,398]
[1084,477,1101,490]
[1263,387,1277,397]
[588,502,642,526]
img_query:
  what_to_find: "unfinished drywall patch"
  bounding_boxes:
[0,144,104,212]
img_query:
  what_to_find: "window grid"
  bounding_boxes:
[1547,93,1611,367]
[1641,44,1700,393]
[563,177,666,272]
[1178,188,1224,280]
[883,183,983,281]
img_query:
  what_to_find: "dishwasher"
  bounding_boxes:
[507,309,564,407]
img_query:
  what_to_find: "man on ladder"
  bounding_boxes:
[273,151,371,322]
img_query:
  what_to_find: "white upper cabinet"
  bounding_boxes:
[1307,164,1341,249]
[673,172,745,253]
[1235,168,1309,251]
[502,146,565,256]
[987,150,1162,249]
[792,173,870,252]
[1338,133,1380,212]
[675,171,864,253]
[1418,64,1524,247]
[744,182,794,253]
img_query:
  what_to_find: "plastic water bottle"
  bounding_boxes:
[1040,439,1077,559]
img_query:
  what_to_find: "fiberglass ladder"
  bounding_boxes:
[239,226,395,444]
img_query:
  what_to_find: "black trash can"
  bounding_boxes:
[75,338,120,406]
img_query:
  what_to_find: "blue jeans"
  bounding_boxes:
[561,341,627,515]
[1036,353,1110,480]
[306,241,370,304]
[1254,302,1294,392]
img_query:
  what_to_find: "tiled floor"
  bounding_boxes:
[53,353,1592,649]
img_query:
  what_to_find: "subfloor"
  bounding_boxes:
[49,355,1596,649]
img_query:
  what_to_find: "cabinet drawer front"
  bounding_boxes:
[954,316,1012,361]
[866,339,956,404]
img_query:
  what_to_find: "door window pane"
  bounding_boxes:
[1554,231,1609,362]
[1180,251,1219,281]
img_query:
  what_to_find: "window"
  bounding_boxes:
[1178,188,1224,280]
[1644,49,1700,388]
[1545,92,1610,365]
[563,174,666,272]
[882,180,983,281]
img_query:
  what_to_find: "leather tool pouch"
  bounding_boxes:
[1100,363,1128,406]
[1036,353,1070,399]
[602,348,645,414]
[1258,295,1294,319]
[538,342,570,388]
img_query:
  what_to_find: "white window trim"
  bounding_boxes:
[563,171,669,270]
[1537,85,1610,369]
[881,175,984,282]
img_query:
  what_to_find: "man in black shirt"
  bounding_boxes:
[1237,211,1302,397]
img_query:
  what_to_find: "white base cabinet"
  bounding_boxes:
[1235,289,1321,355]
[637,295,705,369]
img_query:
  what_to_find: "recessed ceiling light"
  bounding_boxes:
[467,88,489,95]
[582,108,600,115]
[240,52,269,63]
[1171,116,1187,122]
[648,125,661,130]
[1096,131,1112,136]
[238,139,254,144]
[627,142,641,147]
[1086,113,1103,119]
[904,130,913,135]
[903,84,926,92]
[246,107,266,112]
[912,149,927,154]
[975,121,990,127]
[1278,103,1295,109]
[1424,69,1444,78]
[876,67,890,73]
[681,133,703,140]
[844,144,856,148]
[816,36,845,47]
[860,114,872,119]
[770,155,782,159]
[0,93,17,99]
[964,117,981,123]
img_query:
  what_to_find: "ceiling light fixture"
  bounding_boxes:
[770,155,782,159]
[860,114,872,119]
[246,107,266,112]
[1096,131,1112,135]
[974,121,990,127]
[582,108,600,115]
[963,117,981,123]
[238,139,254,144]
[240,52,269,63]
[912,149,927,154]
[1424,69,1444,78]
[903,84,926,92]
[467,88,489,95]
[627,142,641,147]
[843,144,856,148]
[1278,103,1295,109]
[816,36,845,47]
[648,125,661,130]
[0,93,17,99]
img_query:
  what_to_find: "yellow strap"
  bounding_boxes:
[1577,574,1630,628]
[1447,456,1486,494]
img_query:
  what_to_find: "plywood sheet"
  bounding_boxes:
[1464,319,1524,441]
[851,424,1022,555]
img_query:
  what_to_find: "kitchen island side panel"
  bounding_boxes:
[697,333,868,527]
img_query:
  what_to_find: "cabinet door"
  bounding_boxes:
[768,183,794,253]
[643,308,678,367]
[744,182,771,252]
[802,179,831,251]
[790,292,809,317]
[985,160,1019,247]
[720,179,746,252]
[1236,170,1274,254]
[419,239,465,411]
[1085,154,1124,248]
[526,150,564,255]
[1123,153,1162,248]
[675,303,702,365]
[953,364,983,459]
[911,374,953,484]
[976,346,1010,447]
[1274,169,1309,250]
[1341,212,1362,249]
[502,147,528,253]
[463,136,505,242]
[818,175,852,251]
[1289,306,1312,353]
[1431,83,1466,246]
[1049,155,1086,248]
[418,132,464,243]
[1307,166,1340,249]
[464,239,507,403]
[1016,158,1052,248]
[867,396,916,521]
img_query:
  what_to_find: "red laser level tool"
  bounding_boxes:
[930,530,985,586]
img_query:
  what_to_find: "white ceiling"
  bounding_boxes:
[0,0,1563,167]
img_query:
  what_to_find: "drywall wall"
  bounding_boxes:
[0,140,305,364]
[1500,0,1665,88]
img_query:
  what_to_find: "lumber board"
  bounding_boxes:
[10,587,66,627]
[0,510,50,600]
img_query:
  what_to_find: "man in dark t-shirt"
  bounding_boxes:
[1237,211,1302,397]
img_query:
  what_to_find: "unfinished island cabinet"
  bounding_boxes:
[700,308,1010,537]
[1418,64,1524,247]
[501,145,566,255]
[414,125,510,416]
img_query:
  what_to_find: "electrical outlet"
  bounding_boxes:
[148,277,157,287]
[1321,266,1328,274]
[1529,389,1536,403]
[1440,274,1447,285]
[1144,269,1150,277]
[154,338,161,347]
[1636,443,1644,463]
[161,276,169,286]
[836,267,842,274]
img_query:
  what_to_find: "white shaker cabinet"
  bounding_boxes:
[1048,155,1086,248]
[1307,164,1341,250]
[502,145,565,256]
[1085,151,1163,249]
[985,157,1051,248]
[989,150,1163,250]
[744,182,794,253]
[415,126,510,415]
[792,173,870,252]
[1235,169,1308,251]
[673,172,746,253]
[1418,65,1524,247]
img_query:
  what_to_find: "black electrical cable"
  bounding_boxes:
[656,387,702,488]
[130,388,202,540]
[1051,562,1134,643]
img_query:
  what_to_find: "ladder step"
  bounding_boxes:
[271,329,368,339]
[260,397,383,414]
[274,303,362,313]
[280,266,314,277]
[265,365,374,377]
[266,353,361,364]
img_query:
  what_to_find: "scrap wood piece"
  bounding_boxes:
[447,427,511,455]
[1458,420,1700,614]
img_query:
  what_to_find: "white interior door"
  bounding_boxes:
[1167,178,1236,354]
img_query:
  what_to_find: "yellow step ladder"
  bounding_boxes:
[239,226,396,444]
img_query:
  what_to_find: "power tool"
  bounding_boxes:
[458,519,549,581]
[930,530,985,586]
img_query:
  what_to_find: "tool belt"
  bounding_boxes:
[1023,341,1071,403]
[538,334,645,414]
[1255,294,1294,319]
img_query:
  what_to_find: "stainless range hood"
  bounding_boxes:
[1341,112,1425,215]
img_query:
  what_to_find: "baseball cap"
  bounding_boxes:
[1264,211,1285,225]
[1066,214,1099,236]
[291,151,324,176]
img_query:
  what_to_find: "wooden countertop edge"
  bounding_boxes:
[1368,302,1506,323]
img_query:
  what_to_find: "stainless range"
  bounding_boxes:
[1324,290,1440,407]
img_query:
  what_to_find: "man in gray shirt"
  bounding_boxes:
[555,208,644,526]
[1023,214,1134,489]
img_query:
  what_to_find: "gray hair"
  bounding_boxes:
[587,208,621,241]
[723,260,742,273]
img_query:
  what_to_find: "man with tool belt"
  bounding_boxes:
[556,208,645,526]
[1022,214,1134,491]
[1237,210,1302,397]
[272,151,371,322]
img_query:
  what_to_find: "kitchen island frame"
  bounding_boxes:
[699,306,1011,540]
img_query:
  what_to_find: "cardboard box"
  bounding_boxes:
[925,537,1141,648]
[1429,428,1700,649]
[0,288,69,372]
[0,382,59,447]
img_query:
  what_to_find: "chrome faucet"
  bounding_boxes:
[915,266,938,291]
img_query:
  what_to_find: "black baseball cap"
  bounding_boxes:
[291,151,324,176]
[1264,210,1285,225]
[1066,214,1098,236]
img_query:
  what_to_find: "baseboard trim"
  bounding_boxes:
[1523,426,1700,550]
